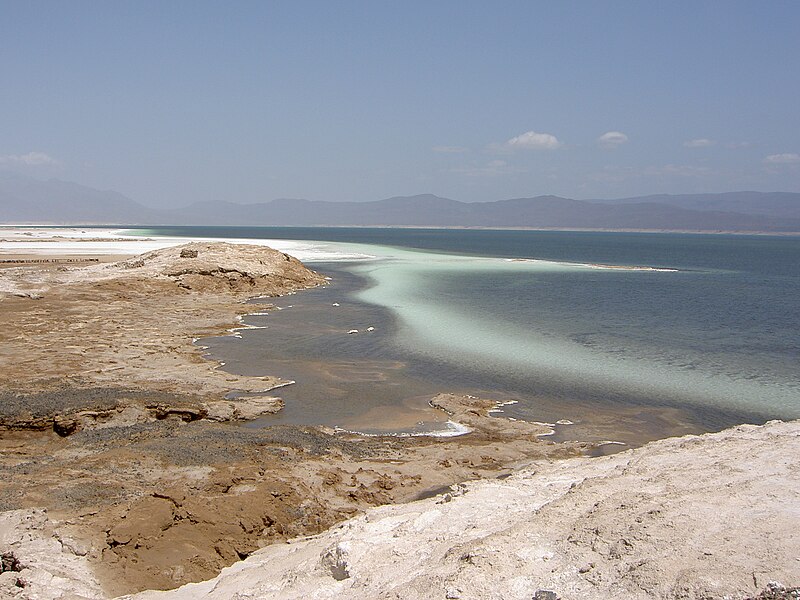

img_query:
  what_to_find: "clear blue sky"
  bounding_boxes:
[1,1,799,207]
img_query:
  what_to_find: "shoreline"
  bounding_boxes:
[2,235,796,599]
[3,223,800,236]
[0,240,591,596]
[198,264,710,446]
[0,229,676,440]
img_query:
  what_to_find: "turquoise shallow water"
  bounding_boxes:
[351,246,798,421]
[130,227,800,437]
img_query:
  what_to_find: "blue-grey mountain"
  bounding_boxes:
[1,175,799,232]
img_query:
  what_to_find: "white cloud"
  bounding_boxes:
[597,131,629,149]
[684,138,716,148]
[0,151,60,166]
[503,130,562,151]
[763,153,800,165]
[432,145,468,153]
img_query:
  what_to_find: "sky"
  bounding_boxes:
[1,1,799,208]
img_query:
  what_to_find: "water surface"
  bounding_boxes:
[129,227,800,445]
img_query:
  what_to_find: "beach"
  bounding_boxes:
[0,230,586,595]
[1,227,798,599]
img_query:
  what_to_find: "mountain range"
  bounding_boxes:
[2,174,799,232]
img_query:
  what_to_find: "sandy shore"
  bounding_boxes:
[0,239,587,596]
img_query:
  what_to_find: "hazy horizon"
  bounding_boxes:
[3,170,800,210]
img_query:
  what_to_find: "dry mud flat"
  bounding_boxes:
[0,242,582,597]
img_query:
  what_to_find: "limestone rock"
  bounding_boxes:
[0,509,104,600]
[203,396,284,422]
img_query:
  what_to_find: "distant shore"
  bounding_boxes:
[3,223,800,236]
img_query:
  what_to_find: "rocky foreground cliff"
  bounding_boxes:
[120,419,799,600]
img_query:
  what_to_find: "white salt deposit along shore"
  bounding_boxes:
[0,227,378,263]
[119,419,800,600]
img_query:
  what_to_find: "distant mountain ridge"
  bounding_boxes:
[0,173,162,224]
[1,174,800,232]
[590,192,800,219]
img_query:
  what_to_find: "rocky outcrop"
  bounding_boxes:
[430,393,552,439]
[0,389,285,435]
[112,241,325,295]
[0,242,325,417]
[202,396,284,421]
[3,418,798,599]
[124,419,800,600]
